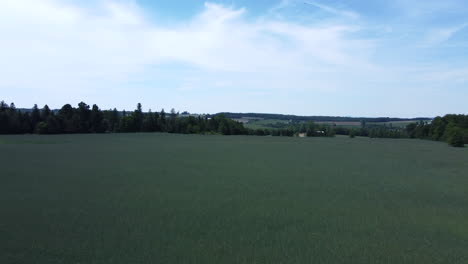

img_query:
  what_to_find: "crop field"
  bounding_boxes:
[1,133,467,263]
[242,118,290,130]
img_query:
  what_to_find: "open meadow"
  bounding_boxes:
[1,133,467,263]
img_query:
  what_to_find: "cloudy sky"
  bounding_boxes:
[1,0,467,117]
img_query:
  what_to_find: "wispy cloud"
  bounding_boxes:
[395,0,467,18]
[303,0,360,20]
[424,23,468,45]
[268,0,292,14]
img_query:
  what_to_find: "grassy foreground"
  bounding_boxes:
[0,133,467,263]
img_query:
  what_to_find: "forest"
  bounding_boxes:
[0,100,466,147]
[220,112,432,123]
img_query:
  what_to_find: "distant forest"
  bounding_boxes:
[0,101,466,147]
[219,112,432,123]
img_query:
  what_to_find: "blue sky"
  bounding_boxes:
[0,0,467,117]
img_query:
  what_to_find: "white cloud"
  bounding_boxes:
[0,1,374,96]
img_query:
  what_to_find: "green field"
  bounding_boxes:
[1,134,467,263]
[243,118,290,130]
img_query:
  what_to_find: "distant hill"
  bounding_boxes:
[216,112,432,123]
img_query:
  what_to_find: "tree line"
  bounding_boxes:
[334,126,408,139]
[405,115,468,147]
[332,116,467,147]
[0,101,331,136]
[0,101,466,147]
[0,101,340,137]
[0,101,341,138]
[0,101,248,135]
[221,112,431,123]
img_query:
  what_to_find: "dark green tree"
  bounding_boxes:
[133,103,143,131]
[77,102,91,132]
[41,105,51,121]
[90,104,106,133]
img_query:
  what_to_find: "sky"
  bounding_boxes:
[0,0,467,117]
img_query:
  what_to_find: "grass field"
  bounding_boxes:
[1,133,467,263]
